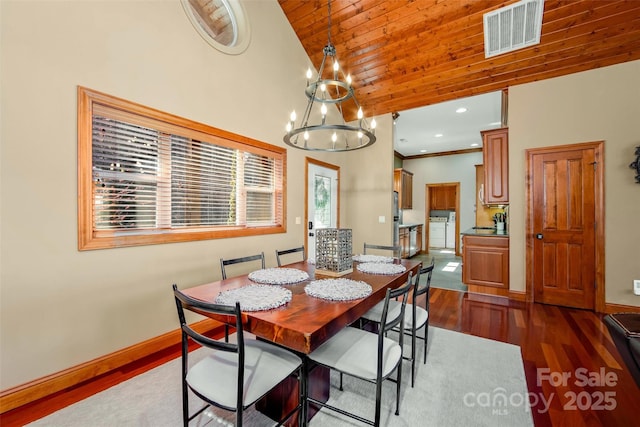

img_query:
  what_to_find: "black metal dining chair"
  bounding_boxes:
[363,242,402,258]
[305,272,413,426]
[219,252,265,341]
[360,258,434,387]
[275,245,306,266]
[172,284,304,427]
[220,252,265,280]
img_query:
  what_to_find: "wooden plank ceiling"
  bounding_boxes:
[278,0,640,121]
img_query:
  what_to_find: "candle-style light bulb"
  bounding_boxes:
[290,111,296,122]
[306,68,312,79]
[286,122,292,132]
[332,132,337,143]
[321,103,327,116]
[357,107,364,120]
[358,131,363,139]
[333,61,339,72]
[371,118,377,129]
[346,74,352,85]
[320,83,327,92]
[304,131,309,140]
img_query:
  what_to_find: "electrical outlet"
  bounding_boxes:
[634,280,640,296]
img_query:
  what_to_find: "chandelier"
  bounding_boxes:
[283,0,376,152]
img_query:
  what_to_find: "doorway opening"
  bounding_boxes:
[425,182,460,256]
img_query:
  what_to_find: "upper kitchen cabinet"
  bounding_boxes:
[481,128,509,205]
[394,168,413,209]
[430,185,456,210]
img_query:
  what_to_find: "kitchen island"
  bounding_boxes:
[461,227,509,296]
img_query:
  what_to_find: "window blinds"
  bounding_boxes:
[91,106,283,233]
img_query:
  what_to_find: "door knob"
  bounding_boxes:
[536,233,543,240]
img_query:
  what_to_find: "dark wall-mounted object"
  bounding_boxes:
[631,146,640,184]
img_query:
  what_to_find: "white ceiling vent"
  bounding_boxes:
[484,0,545,58]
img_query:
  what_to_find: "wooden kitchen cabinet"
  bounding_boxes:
[394,168,413,209]
[430,185,456,210]
[399,227,410,258]
[462,235,509,296]
[481,128,509,205]
[398,224,421,258]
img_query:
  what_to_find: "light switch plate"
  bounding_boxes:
[634,279,640,296]
[378,216,386,223]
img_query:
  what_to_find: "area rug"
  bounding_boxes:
[27,327,533,427]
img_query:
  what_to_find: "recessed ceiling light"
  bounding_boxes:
[489,121,501,126]
[456,107,467,113]
[471,143,479,147]
[435,133,443,138]
[420,149,428,153]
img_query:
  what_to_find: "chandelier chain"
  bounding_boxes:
[283,0,377,152]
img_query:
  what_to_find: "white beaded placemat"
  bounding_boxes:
[304,278,372,301]
[248,268,309,285]
[214,284,292,311]
[356,262,407,275]
[352,254,395,263]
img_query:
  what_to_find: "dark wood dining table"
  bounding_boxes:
[181,258,422,354]
[180,257,422,426]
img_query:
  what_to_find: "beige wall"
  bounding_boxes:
[0,0,392,389]
[509,60,640,305]
[343,114,396,252]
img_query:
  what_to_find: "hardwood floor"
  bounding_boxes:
[427,289,640,427]
[2,288,639,426]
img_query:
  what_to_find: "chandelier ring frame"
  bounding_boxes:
[284,124,375,152]
[306,79,355,104]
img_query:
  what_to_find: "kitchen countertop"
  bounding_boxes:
[399,223,423,228]
[461,227,509,237]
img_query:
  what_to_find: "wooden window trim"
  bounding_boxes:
[77,86,286,250]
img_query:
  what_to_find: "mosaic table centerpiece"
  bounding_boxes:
[315,228,353,277]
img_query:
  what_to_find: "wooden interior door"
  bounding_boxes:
[527,143,601,310]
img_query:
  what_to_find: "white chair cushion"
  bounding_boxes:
[186,339,302,409]
[361,300,427,332]
[309,327,402,381]
[360,299,403,323]
[405,304,429,331]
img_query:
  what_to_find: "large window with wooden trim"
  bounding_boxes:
[78,87,285,250]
